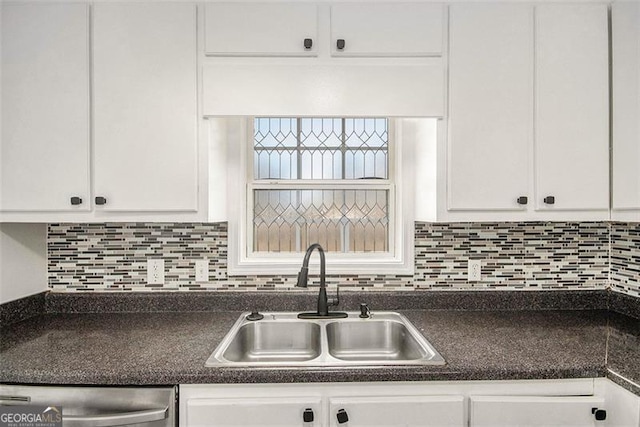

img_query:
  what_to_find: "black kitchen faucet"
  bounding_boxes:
[296,243,348,319]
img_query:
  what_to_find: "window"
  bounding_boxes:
[252,117,391,253]
[224,117,416,275]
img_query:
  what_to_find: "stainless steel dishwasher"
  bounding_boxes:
[0,385,176,426]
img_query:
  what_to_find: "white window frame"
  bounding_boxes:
[226,117,415,276]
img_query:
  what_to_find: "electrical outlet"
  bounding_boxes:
[147,259,165,285]
[468,260,481,282]
[195,259,209,283]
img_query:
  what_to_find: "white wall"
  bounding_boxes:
[207,118,228,222]
[413,118,439,222]
[0,223,47,304]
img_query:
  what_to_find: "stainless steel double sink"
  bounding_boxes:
[205,312,445,367]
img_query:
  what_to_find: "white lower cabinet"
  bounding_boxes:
[185,397,322,426]
[180,379,640,427]
[470,396,605,427]
[180,383,464,427]
[328,396,464,427]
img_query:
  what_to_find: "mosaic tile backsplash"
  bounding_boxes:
[611,222,640,298]
[414,222,608,290]
[48,221,621,293]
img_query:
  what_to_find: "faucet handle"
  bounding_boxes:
[327,285,340,307]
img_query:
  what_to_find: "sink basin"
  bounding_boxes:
[222,321,321,363]
[326,320,429,362]
[205,312,445,367]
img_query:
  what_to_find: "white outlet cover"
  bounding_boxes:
[195,259,209,283]
[468,260,481,282]
[147,259,165,285]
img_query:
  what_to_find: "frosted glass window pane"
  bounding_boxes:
[253,189,389,253]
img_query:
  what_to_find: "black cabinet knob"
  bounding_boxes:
[336,408,349,424]
[303,408,314,422]
[336,39,346,50]
[592,408,606,421]
[70,196,83,206]
[303,38,313,49]
[95,196,107,205]
[517,196,528,205]
[543,196,555,205]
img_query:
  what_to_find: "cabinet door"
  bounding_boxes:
[328,396,465,427]
[184,397,322,427]
[534,4,609,211]
[470,396,605,426]
[93,3,198,212]
[448,4,532,211]
[330,3,443,57]
[1,3,90,212]
[612,1,640,215]
[600,378,640,427]
[204,3,318,56]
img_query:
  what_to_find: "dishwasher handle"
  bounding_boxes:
[63,406,168,427]
[0,395,31,405]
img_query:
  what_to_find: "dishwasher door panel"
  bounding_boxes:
[0,385,176,427]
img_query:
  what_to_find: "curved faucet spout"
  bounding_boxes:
[296,243,325,290]
[296,244,345,318]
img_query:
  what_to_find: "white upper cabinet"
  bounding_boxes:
[201,2,446,117]
[444,2,610,221]
[330,3,444,57]
[93,3,198,212]
[448,4,533,211]
[204,3,318,57]
[1,3,90,212]
[534,4,609,212]
[612,1,640,220]
[203,2,443,58]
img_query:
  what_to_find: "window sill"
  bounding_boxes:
[227,253,414,276]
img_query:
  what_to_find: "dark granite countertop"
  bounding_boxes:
[1,291,637,395]
[0,309,615,386]
[607,312,640,390]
